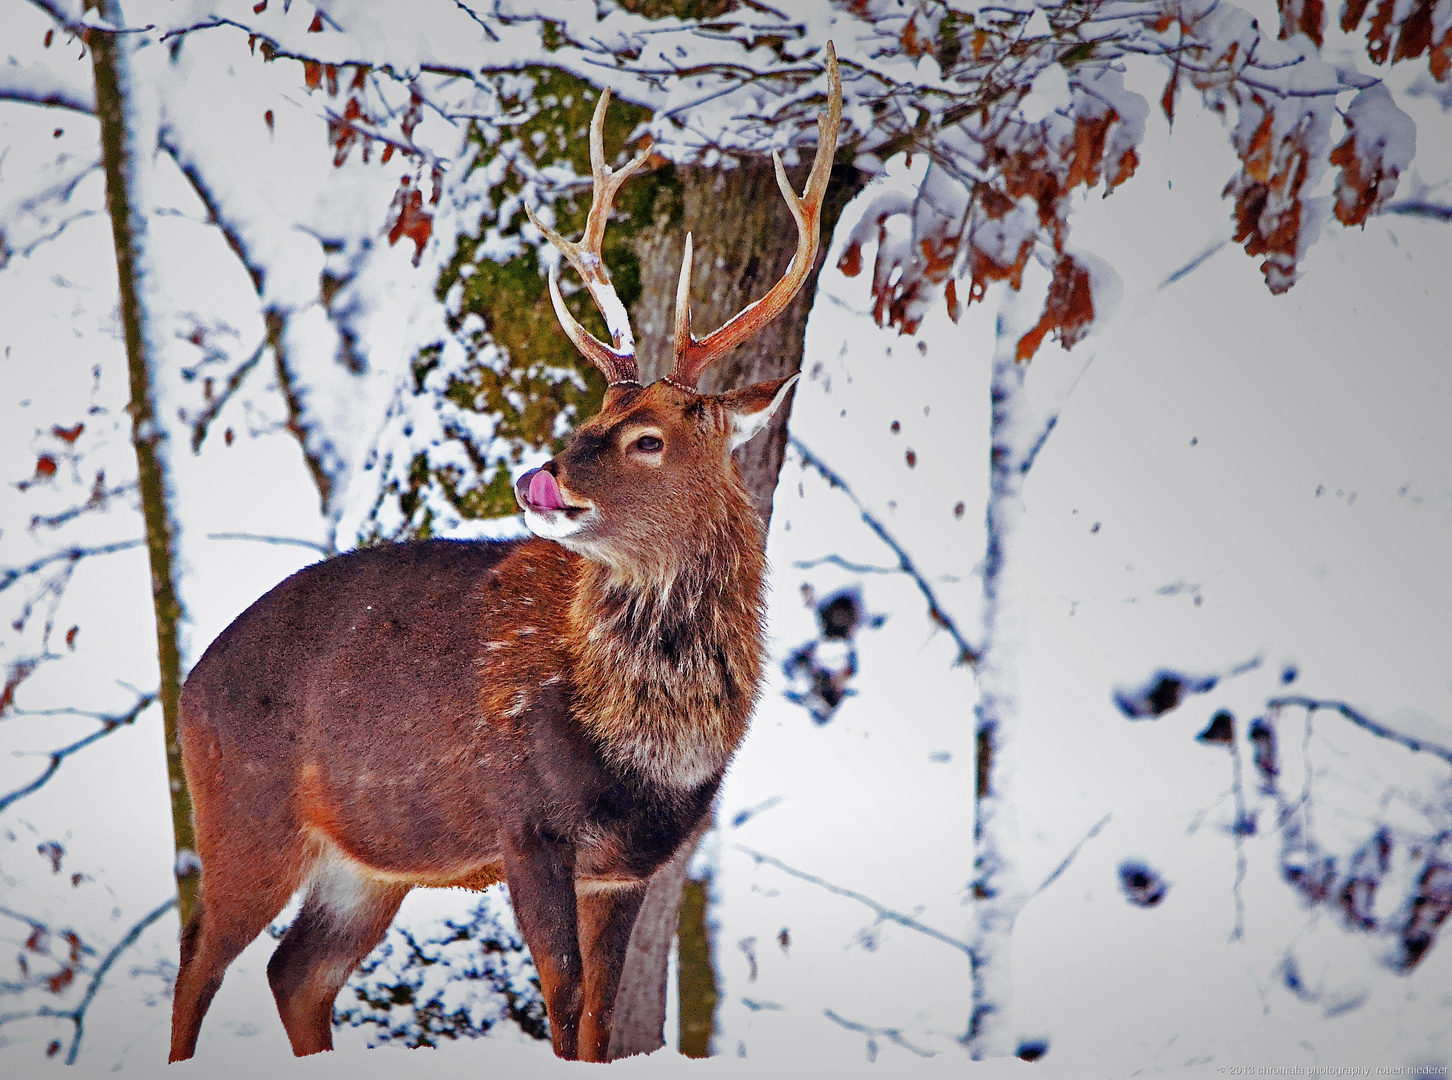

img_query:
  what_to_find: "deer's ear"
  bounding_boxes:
[720,374,800,451]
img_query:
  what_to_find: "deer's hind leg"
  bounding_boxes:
[266,846,410,1056]
[170,829,307,1061]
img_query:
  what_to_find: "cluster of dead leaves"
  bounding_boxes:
[12,844,93,1002]
[838,100,1133,359]
[1282,0,1452,78]
[838,0,1426,352]
[387,169,443,267]
[247,14,436,264]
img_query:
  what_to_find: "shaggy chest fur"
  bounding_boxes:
[473,535,766,793]
[567,557,766,789]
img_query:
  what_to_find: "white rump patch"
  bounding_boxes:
[304,843,378,926]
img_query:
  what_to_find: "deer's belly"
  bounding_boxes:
[297,759,507,879]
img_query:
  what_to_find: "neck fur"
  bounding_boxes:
[567,497,766,789]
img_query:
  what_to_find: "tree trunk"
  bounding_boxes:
[968,315,1036,1058]
[606,159,866,1056]
[89,1,200,925]
[631,160,866,520]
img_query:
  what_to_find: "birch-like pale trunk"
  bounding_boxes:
[89,0,200,925]
[968,294,1050,1058]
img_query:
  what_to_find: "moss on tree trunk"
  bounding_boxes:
[89,4,199,926]
[400,62,865,1055]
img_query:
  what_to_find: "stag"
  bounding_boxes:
[168,46,841,1063]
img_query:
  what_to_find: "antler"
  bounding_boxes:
[526,89,651,387]
[668,43,843,391]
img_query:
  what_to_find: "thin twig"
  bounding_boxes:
[1032,813,1112,896]
[1384,201,1452,222]
[1268,696,1452,766]
[189,337,268,451]
[320,105,445,167]
[823,1007,938,1058]
[789,438,979,664]
[449,0,500,43]
[1020,350,1094,476]
[205,532,329,555]
[792,554,901,575]
[1,692,156,813]
[1228,724,1249,942]
[0,540,145,593]
[736,845,970,957]
[29,482,136,531]
[1160,238,1229,289]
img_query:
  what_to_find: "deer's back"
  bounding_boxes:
[180,538,594,878]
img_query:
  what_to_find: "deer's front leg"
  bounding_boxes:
[575,879,648,1062]
[503,831,584,1059]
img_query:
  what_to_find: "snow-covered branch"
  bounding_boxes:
[0,74,93,114]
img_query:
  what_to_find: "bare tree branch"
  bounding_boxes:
[205,532,329,555]
[736,845,970,958]
[1269,695,1452,767]
[0,896,178,1063]
[0,540,145,594]
[1384,201,1452,222]
[154,17,482,87]
[823,1007,938,1059]
[792,554,901,575]
[188,337,267,452]
[788,437,979,664]
[1227,728,1249,942]
[62,895,176,1063]
[1,691,157,813]
[29,480,135,531]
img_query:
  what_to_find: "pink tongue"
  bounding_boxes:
[528,469,567,511]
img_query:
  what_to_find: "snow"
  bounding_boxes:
[3,0,1451,1076]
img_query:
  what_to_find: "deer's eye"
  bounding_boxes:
[633,435,663,454]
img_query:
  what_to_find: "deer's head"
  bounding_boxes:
[515,46,841,578]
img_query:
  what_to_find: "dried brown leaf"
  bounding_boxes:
[1016,254,1094,361]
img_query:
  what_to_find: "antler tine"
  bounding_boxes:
[525,86,652,386]
[669,41,842,391]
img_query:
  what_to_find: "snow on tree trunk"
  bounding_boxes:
[968,300,1038,1058]
[88,1,200,924]
[966,277,1100,1058]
